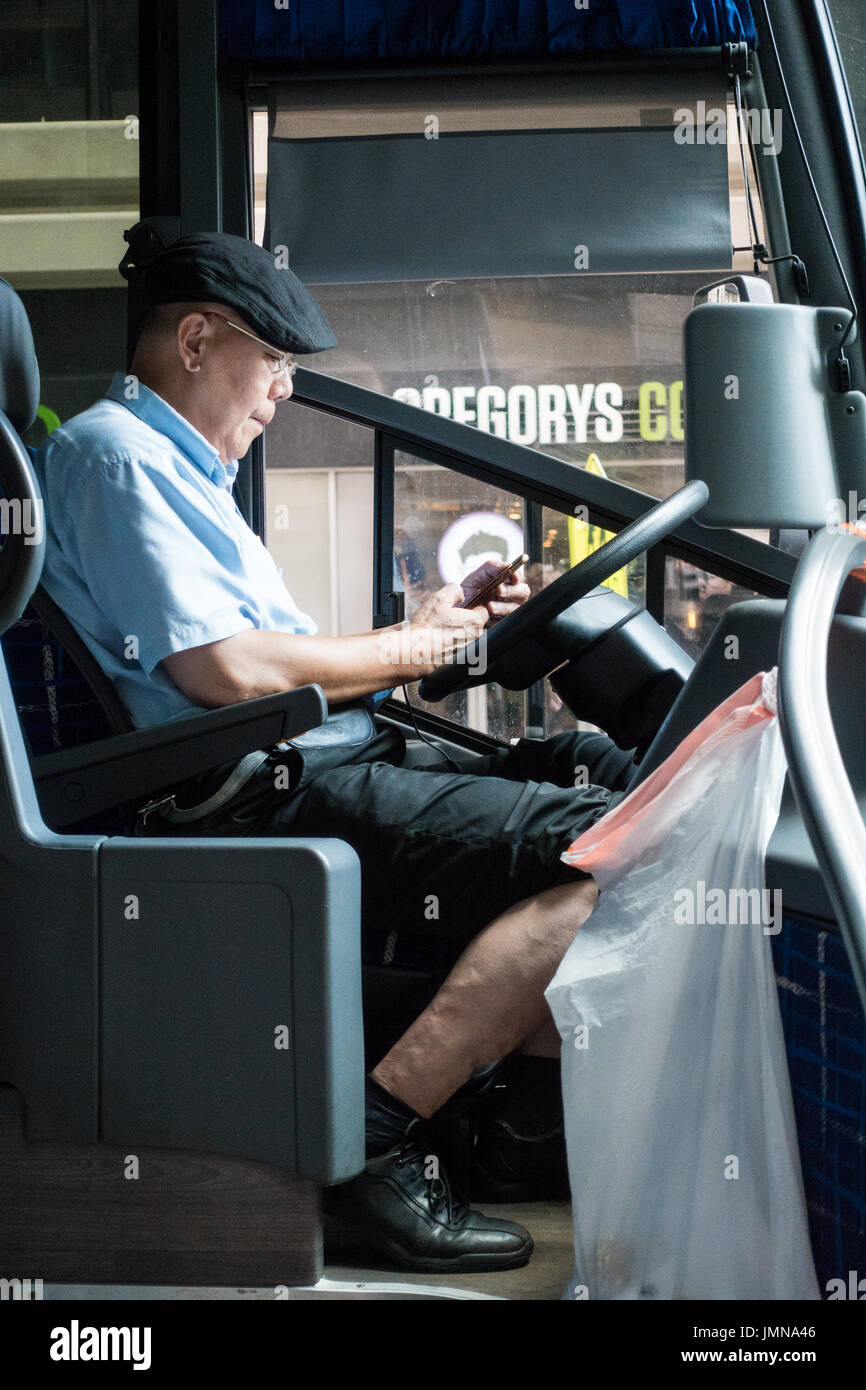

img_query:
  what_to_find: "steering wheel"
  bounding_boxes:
[418,480,709,701]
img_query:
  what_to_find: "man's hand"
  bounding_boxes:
[459,560,531,623]
[404,583,488,669]
[394,563,530,679]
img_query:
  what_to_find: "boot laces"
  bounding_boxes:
[394,1117,469,1224]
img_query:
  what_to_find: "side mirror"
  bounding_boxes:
[692,274,775,306]
[684,301,866,528]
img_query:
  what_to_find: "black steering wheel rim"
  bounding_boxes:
[418,479,709,701]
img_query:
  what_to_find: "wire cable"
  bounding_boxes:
[399,683,465,772]
[733,69,767,262]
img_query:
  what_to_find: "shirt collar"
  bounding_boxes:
[105,372,239,490]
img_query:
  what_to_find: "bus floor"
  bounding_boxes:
[42,1202,574,1301]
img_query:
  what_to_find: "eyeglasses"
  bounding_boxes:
[204,312,298,377]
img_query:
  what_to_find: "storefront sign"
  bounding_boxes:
[437,511,525,585]
[393,380,684,447]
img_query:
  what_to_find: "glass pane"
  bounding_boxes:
[0,1,138,122]
[392,455,647,743]
[251,69,786,731]
[664,558,760,660]
[253,89,775,508]
[539,506,646,608]
[827,1,866,153]
[2,0,139,443]
[297,273,703,504]
[264,402,375,638]
[393,455,526,740]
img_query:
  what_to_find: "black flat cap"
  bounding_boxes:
[138,231,336,354]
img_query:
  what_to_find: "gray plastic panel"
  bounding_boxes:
[286,838,368,1183]
[0,840,102,1139]
[631,600,785,785]
[633,600,866,926]
[99,838,364,1183]
[685,303,866,528]
[0,659,104,1140]
[0,646,365,1178]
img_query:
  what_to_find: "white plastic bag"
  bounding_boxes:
[545,669,819,1300]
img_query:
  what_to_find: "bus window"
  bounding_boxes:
[391,455,526,739]
[256,72,777,734]
[391,464,648,743]
[264,400,375,640]
[253,75,769,501]
[254,63,783,733]
[664,559,760,660]
[826,0,866,149]
[0,0,139,440]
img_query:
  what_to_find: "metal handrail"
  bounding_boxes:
[778,525,866,1010]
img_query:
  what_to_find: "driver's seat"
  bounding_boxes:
[0,276,365,1288]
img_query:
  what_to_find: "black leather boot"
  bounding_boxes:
[468,1056,570,1202]
[323,1116,533,1273]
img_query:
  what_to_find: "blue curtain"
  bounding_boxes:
[221,1,757,63]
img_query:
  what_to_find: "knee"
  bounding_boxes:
[542,873,599,925]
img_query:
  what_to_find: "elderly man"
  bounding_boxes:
[31,230,636,1275]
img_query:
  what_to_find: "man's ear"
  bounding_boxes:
[176,312,209,373]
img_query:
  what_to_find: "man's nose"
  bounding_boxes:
[270,370,293,401]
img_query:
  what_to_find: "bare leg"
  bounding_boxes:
[518,1015,562,1059]
[372,875,598,1117]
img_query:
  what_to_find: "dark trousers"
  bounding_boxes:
[138,719,636,953]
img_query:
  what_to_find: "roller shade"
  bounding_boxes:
[265,75,733,283]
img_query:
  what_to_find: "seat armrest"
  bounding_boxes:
[31,684,327,827]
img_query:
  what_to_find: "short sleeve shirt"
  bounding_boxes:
[30,373,321,728]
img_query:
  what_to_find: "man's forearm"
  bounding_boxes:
[162,622,449,708]
[240,624,438,703]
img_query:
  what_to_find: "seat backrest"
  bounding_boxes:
[0,276,134,829]
[2,601,121,757]
[0,598,132,834]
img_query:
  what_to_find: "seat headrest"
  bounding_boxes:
[0,278,40,434]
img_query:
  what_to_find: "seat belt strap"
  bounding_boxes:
[138,749,272,826]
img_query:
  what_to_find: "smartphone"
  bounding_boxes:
[459,553,530,609]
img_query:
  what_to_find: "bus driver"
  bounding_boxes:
[31,230,638,1275]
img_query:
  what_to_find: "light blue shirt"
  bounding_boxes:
[30,373,328,729]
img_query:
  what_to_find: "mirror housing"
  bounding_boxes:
[684,300,866,529]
